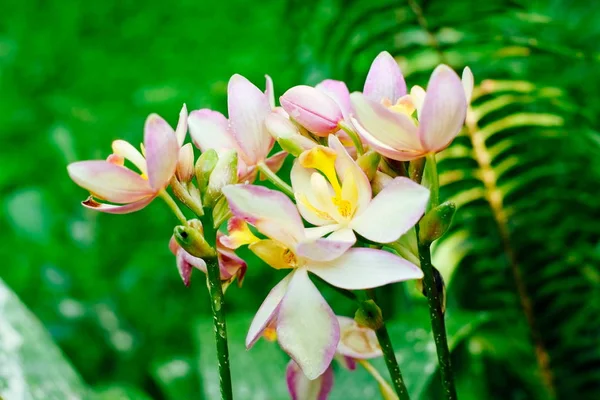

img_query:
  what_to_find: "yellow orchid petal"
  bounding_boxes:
[249,239,298,270]
[339,169,359,218]
[299,146,341,195]
[220,217,260,249]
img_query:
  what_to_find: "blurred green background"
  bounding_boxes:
[1,0,600,399]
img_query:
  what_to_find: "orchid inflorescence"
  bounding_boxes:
[68,51,472,400]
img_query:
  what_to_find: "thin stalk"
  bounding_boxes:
[159,190,188,225]
[257,161,294,198]
[357,359,399,400]
[338,121,365,155]
[425,153,439,209]
[416,231,457,400]
[375,322,411,400]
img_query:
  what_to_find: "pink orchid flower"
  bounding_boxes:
[188,74,287,183]
[286,316,383,400]
[67,113,180,214]
[350,51,474,161]
[222,184,423,379]
[292,134,430,244]
[168,221,246,288]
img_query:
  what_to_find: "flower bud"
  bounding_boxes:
[265,112,316,157]
[212,195,232,230]
[176,143,195,182]
[280,85,343,136]
[195,149,218,194]
[356,150,380,181]
[371,171,393,196]
[173,225,216,259]
[205,150,238,208]
[418,201,456,244]
[354,300,383,331]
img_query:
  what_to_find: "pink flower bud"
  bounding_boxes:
[176,143,195,182]
[280,85,343,136]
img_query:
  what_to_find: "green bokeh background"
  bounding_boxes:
[2,0,600,399]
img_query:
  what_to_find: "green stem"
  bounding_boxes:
[159,190,188,225]
[425,153,440,209]
[257,161,294,198]
[375,322,411,400]
[338,121,365,155]
[416,231,457,400]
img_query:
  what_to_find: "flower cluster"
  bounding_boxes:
[67,51,472,398]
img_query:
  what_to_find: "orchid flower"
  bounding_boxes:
[188,74,287,183]
[67,113,180,214]
[292,134,430,244]
[286,316,384,400]
[168,220,246,288]
[350,51,474,161]
[222,184,423,379]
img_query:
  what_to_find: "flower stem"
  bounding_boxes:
[416,233,457,400]
[374,322,411,400]
[425,153,439,209]
[357,359,399,400]
[159,190,188,225]
[338,121,365,156]
[257,161,294,198]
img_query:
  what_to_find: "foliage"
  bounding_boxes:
[1,0,599,399]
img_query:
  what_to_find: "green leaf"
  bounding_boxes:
[0,279,89,399]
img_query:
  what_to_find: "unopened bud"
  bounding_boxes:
[418,201,456,244]
[280,85,343,136]
[354,300,383,331]
[265,112,316,157]
[205,150,238,207]
[173,225,216,259]
[371,171,393,196]
[356,151,380,181]
[176,143,195,182]
[212,196,232,230]
[195,149,218,194]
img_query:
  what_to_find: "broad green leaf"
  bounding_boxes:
[0,279,89,399]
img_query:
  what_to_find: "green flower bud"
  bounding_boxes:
[195,149,219,194]
[418,201,456,244]
[173,225,216,259]
[205,150,238,208]
[354,300,383,331]
[356,150,380,181]
[212,195,232,230]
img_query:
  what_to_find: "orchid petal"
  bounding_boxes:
[308,248,423,290]
[277,268,339,380]
[286,360,333,400]
[351,177,429,243]
[144,113,179,190]
[364,51,407,103]
[228,74,273,164]
[111,140,147,175]
[350,93,421,151]
[175,104,188,146]
[68,160,153,203]
[337,316,382,359]
[291,161,336,226]
[410,85,426,119]
[462,67,474,104]
[246,273,292,348]
[419,64,467,151]
[178,249,208,284]
[262,151,288,176]
[280,85,343,136]
[188,109,238,153]
[265,74,275,109]
[315,79,352,121]
[222,185,305,249]
[296,231,356,262]
[304,225,340,240]
[81,195,154,214]
[217,232,248,282]
[220,216,260,249]
[249,239,296,270]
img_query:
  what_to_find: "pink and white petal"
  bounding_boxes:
[68,160,153,203]
[228,74,273,164]
[81,195,154,214]
[327,135,371,213]
[222,184,305,249]
[217,232,248,282]
[265,74,275,109]
[176,249,208,286]
[316,79,353,120]
[188,109,238,153]
[263,151,288,174]
[337,316,382,359]
[246,273,293,348]
[335,354,357,371]
[280,85,343,136]
[291,162,334,226]
[144,114,179,190]
[304,225,340,240]
[364,51,407,103]
[462,67,474,104]
[175,104,189,147]
[350,93,421,151]
[296,230,356,262]
[277,268,339,380]
[308,248,423,290]
[237,160,257,184]
[111,140,147,174]
[286,360,334,400]
[351,116,425,162]
[350,177,429,243]
[418,65,467,151]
